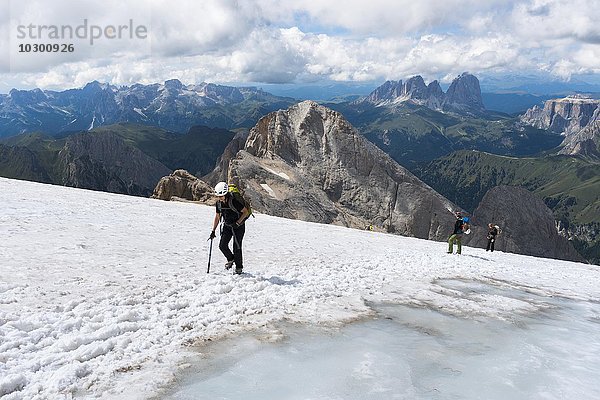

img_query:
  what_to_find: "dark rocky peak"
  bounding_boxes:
[354,72,485,113]
[359,80,404,103]
[77,83,119,115]
[196,82,245,103]
[119,83,160,105]
[443,72,485,112]
[357,75,454,109]
[8,88,48,104]
[426,80,444,97]
[465,185,585,262]
[202,130,249,185]
[58,131,170,196]
[403,76,428,98]
[82,81,113,93]
[164,79,184,90]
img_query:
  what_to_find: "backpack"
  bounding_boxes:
[226,183,253,222]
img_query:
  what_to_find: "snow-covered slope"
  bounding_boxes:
[1,177,598,399]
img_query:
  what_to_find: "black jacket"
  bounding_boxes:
[487,226,498,239]
[453,219,467,235]
[216,193,245,226]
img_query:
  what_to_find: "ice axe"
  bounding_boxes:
[207,237,213,274]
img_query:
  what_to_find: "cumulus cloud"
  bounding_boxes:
[0,0,598,91]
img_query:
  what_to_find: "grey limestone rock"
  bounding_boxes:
[521,96,599,136]
[229,100,459,240]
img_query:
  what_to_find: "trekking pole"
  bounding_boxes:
[207,237,213,274]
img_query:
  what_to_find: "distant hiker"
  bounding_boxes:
[448,215,470,255]
[209,181,250,274]
[486,223,500,252]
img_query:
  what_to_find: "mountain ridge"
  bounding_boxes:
[0,123,235,196]
[0,80,297,137]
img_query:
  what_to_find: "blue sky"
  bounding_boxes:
[0,0,598,93]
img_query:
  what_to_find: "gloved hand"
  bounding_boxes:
[209,230,216,240]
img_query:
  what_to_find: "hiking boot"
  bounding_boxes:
[224,260,234,270]
[235,267,243,275]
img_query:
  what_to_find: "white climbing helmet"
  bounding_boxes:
[214,181,228,196]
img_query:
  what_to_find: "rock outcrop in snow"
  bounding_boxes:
[152,169,214,202]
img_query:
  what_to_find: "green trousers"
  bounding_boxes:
[448,234,462,254]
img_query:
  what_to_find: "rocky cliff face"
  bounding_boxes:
[58,132,171,196]
[357,72,484,114]
[226,100,459,240]
[558,120,600,159]
[521,96,599,136]
[464,185,585,262]
[521,96,600,159]
[521,96,600,136]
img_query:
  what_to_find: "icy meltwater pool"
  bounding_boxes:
[162,279,600,400]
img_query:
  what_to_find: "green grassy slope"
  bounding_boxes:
[328,102,563,169]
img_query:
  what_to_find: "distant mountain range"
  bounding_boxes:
[0,80,296,137]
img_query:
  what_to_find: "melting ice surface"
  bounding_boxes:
[163,279,600,400]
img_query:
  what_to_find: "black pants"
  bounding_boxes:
[486,237,495,252]
[220,223,245,268]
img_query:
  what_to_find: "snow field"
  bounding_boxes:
[0,177,598,399]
